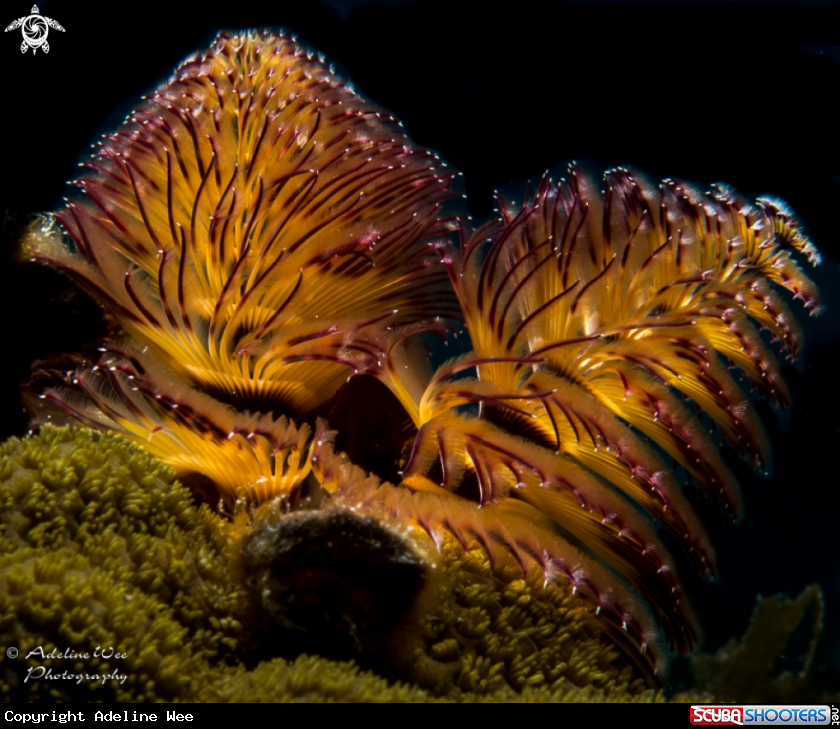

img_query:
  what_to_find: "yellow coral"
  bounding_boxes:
[0,426,665,702]
[7,426,824,702]
[394,536,651,700]
[0,425,246,660]
[0,548,210,701]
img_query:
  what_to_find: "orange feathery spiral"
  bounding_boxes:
[24,31,458,417]
[377,165,821,661]
[38,344,313,505]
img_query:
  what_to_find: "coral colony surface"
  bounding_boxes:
[9,30,823,699]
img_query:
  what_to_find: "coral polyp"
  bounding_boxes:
[21,30,821,682]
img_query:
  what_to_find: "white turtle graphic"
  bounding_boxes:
[5,5,64,54]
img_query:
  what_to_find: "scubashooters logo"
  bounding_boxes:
[691,705,834,726]
[4,5,64,54]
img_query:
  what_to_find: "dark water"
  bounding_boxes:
[2,0,839,693]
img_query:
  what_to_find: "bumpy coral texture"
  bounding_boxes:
[1,427,664,702]
[21,29,821,680]
[0,426,246,700]
[399,539,648,697]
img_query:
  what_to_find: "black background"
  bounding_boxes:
[2,0,839,693]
